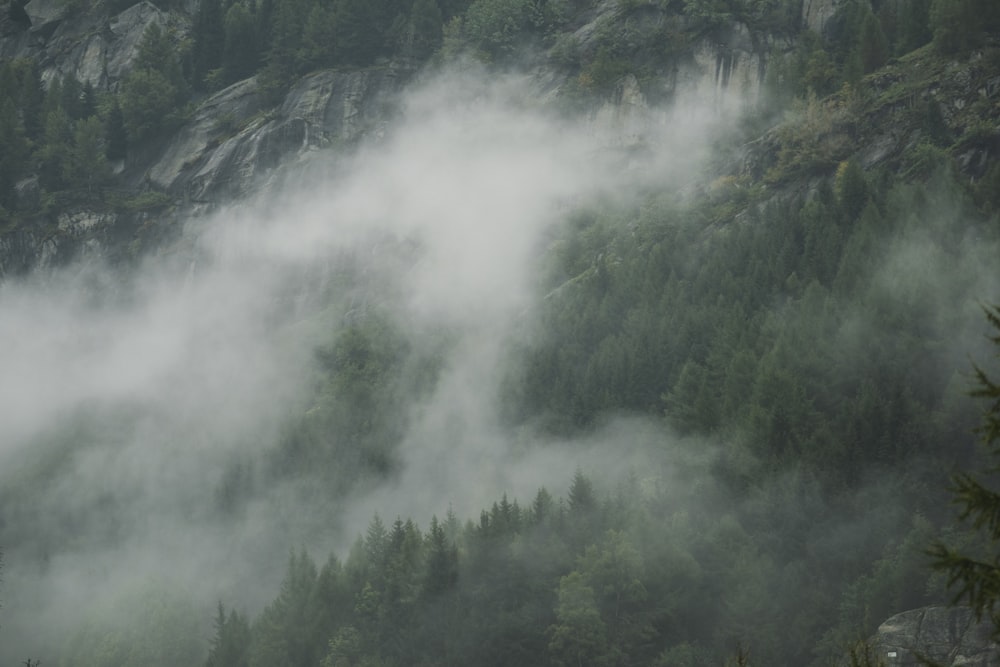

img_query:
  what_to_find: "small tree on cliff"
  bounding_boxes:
[930,304,1000,638]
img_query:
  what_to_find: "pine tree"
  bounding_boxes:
[930,0,978,54]
[249,550,323,667]
[410,0,444,60]
[36,107,72,190]
[423,516,458,599]
[0,98,29,209]
[192,0,225,89]
[105,101,127,161]
[68,115,110,193]
[223,2,260,83]
[930,305,1000,638]
[17,59,45,142]
[206,602,251,667]
[858,8,888,73]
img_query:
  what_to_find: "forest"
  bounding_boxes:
[1,0,1000,666]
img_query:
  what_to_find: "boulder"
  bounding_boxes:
[871,607,1000,666]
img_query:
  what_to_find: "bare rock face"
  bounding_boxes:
[684,24,779,109]
[872,607,1000,666]
[23,0,67,34]
[4,0,184,90]
[150,66,412,202]
[802,0,850,35]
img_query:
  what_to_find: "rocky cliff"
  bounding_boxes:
[0,0,800,274]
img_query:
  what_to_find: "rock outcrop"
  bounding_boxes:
[871,607,1000,666]
[149,65,413,203]
[803,0,851,35]
[1,0,185,89]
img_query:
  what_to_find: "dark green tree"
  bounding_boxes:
[223,2,261,83]
[192,0,225,89]
[59,74,84,120]
[410,0,444,60]
[17,59,45,142]
[333,0,379,65]
[423,515,458,598]
[930,305,1000,638]
[857,8,888,73]
[930,0,977,54]
[206,602,251,667]
[0,98,29,209]
[105,100,128,161]
[299,1,339,70]
[119,23,189,141]
[249,550,324,667]
[68,115,111,192]
[896,0,932,54]
[35,107,72,190]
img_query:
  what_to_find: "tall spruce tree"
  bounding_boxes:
[930,305,1000,638]
[192,0,225,89]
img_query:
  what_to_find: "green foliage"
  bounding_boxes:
[930,0,978,55]
[68,116,111,192]
[547,571,608,666]
[63,579,204,667]
[409,0,445,60]
[206,603,251,667]
[930,305,1000,638]
[835,158,869,221]
[462,0,543,60]
[858,8,889,74]
[223,2,260,84]
[119,24,189,142]
[191,0,225,89]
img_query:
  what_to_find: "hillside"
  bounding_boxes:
[1,1,1000,666]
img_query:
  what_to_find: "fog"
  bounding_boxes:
[0,66,735,663]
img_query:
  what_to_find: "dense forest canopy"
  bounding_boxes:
[1,0,999,666]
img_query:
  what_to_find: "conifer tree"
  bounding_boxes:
[105,101,127,161]
[223,2,260,83]
[858,8,888,73]
[206,602,251,667]
[192,0,225,89]
[930,305,1000,638]
[0,98,29,209]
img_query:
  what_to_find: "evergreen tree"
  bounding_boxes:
[410,0,444,60]
[0,97,29,209]
[17,59,45,142]
[249,550,323,667]
[896,0,932,54]
[36,107,72,190]
[68,115,110,192]
[119,23,189,142]
[547,571,609,667]
[333,0,378,65]
[59,74,84,120]
[223,2,261,83]
[930,0,977,54]
[299,2,339,70]
[930,305,1000,638]
[105,101,127,161]
[206,602,251,667]
[423,515,458,598]
[192,0,225,89]
[858,8,888,73]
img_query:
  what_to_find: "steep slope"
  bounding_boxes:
[1,1,1000,666]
